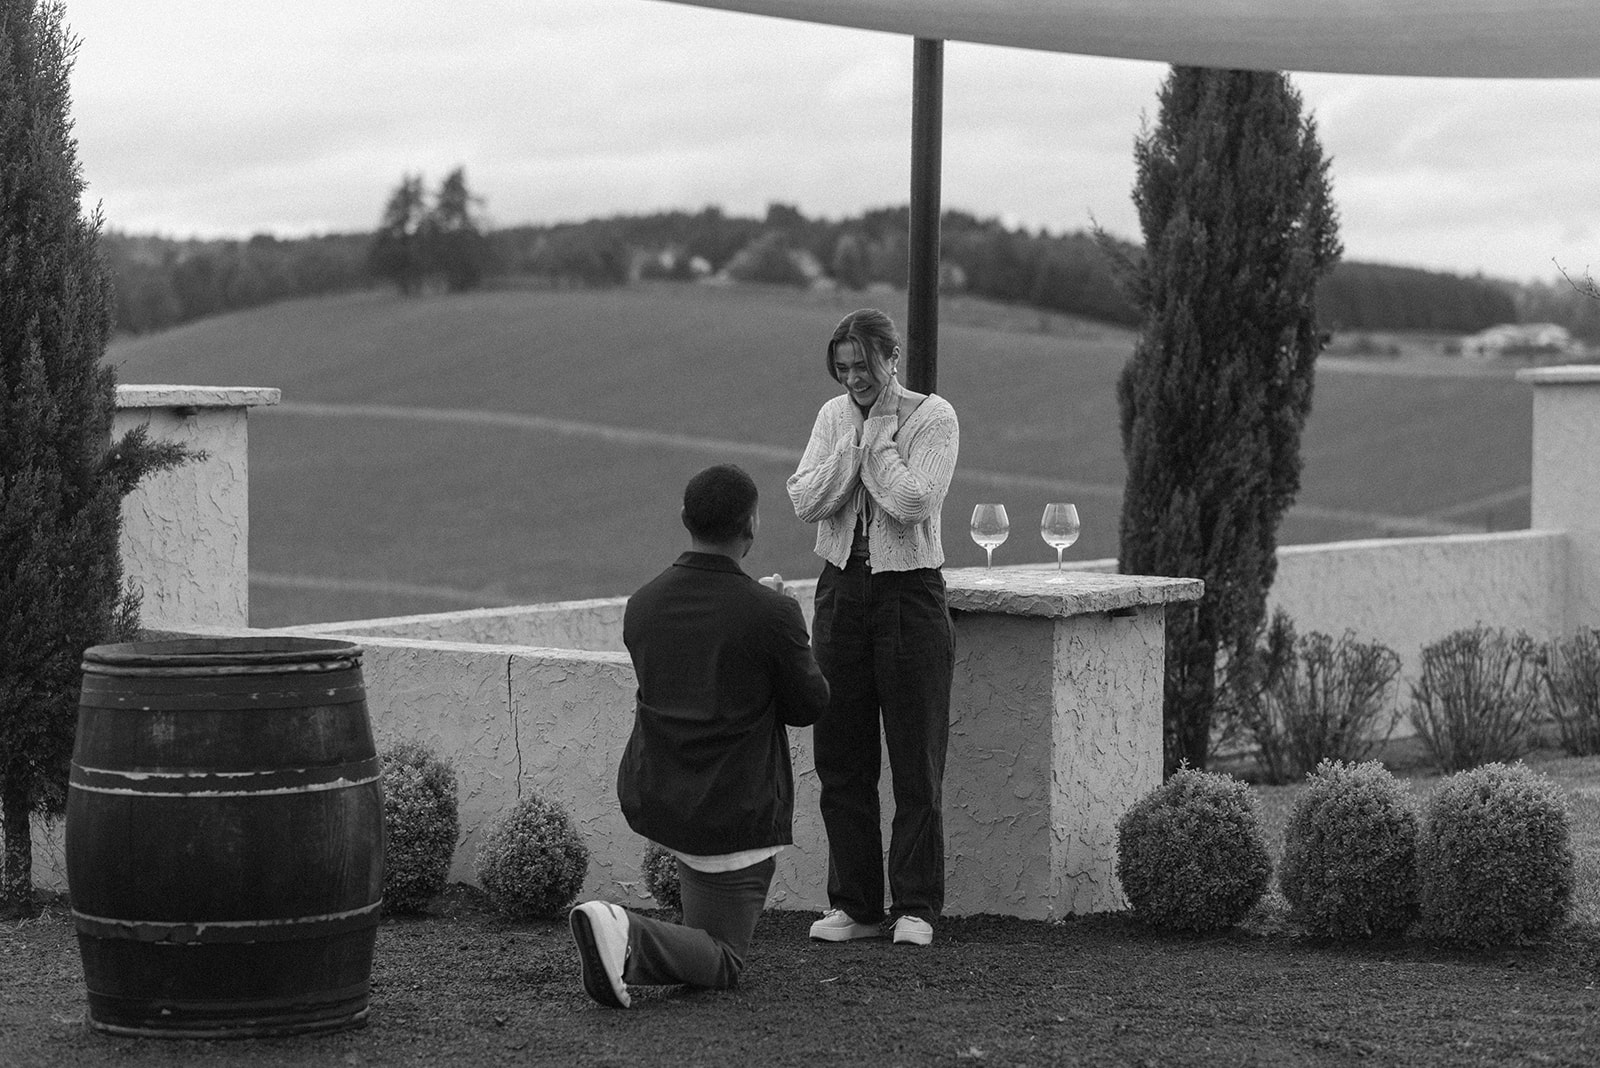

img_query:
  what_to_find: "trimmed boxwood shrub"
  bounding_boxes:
[1247,612,1403,785]
[1417,762,1574,947]
[475,793,589,920]
[641,842,681,912]
[380,740,460,914]
[1115,768,1272,932]
[1279,760,1419,940]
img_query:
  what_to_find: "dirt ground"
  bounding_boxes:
[4,885,1598,1068]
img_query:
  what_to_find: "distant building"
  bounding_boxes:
[1460,322,1579,360]
[632,247,712,283]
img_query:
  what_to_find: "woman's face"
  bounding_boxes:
[832,340,889,408]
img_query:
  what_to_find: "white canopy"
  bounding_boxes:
[653,0,1600,78]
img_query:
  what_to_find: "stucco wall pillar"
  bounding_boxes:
[1518,365,1600,632]
[113,385,280,630]
[938,569,1202,917]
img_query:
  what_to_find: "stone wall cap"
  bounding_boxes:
[945,568,1203,618]
[1515,365,1600,386]
[266,627,631,664]
[283,596,629,634]
[115,385,282,409]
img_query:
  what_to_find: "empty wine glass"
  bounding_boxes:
[970,504,1009,583]
[1040,503,1080,582]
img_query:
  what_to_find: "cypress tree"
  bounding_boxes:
[1112,67,1341,773]
[1,0,189,913]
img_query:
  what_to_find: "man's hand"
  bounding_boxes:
[759,573,800,600]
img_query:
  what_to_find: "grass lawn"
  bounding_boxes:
[6,747,1599,1067]
[106,283,1536,626]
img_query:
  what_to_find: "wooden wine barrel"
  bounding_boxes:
[66,637,383,1038]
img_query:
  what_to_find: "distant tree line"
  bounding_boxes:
[100,197,1598,343]
[1316,262,1517,334]
[104,230,369,335]
[484,204,1142,324]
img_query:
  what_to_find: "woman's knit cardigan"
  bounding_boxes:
[787,392,959,572]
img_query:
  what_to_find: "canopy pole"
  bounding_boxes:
[906,37,943,394]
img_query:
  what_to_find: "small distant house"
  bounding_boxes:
[632,246,711,283]
[1461,322,1578,360]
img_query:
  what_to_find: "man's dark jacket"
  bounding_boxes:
[618,551,829,856]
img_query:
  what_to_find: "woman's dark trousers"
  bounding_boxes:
[812,559,954,924]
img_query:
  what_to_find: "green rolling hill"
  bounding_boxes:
[108,283,1533,627]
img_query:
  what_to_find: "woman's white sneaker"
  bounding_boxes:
[891,916,933,945]
[809,908,883,941]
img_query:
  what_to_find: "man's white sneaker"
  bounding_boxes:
[570,901,631,1007]
[891,916,934,946]
[808,908,883,942]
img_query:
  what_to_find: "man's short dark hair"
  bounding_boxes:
[683,464,758,543]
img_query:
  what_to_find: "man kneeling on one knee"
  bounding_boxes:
[569,464,830,1007]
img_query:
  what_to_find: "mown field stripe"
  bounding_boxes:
[270,401,1481,536]
[250,571,520,605]
[1425,484,1533,520]
[274,401,800,463]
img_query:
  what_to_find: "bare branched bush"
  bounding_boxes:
[1408,626,1540,773]
[1542,629,1600,757]
[1555,261,1600,301]
[1243,612,1402,784]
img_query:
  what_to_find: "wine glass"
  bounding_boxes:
[970,504,1009,583]
[1040,503,1080,582]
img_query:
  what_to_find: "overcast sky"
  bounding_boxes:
[60,0,1600,283]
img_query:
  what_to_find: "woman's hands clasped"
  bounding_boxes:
[854,375,909,442]
[869,374,904,421]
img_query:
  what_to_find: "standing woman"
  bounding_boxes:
[787,308,959,946]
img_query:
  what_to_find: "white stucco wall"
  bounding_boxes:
[292,585,826,650]
[37,569,1193,921]
[1522,365,1600,632]
[1031,532,1570,687]
[1050,606,1167,911]
[61,371,1596,918]
[337,575,1186,919]
[291,598,630,652]
[351,638,644,900]
[302,529,1574,729]
[114,386,278,630]
[50,524,1565,908]
[1268,530,1569,674]
[942,603,1168,916]
[944,612,1056,913]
